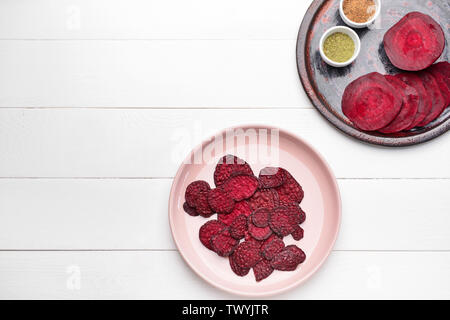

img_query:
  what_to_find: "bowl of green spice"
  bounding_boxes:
[319,26,360,67]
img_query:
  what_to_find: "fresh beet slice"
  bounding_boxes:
[248,188,279,211]
[379,75,419,133]
[261,237,285,260]
[253,259,274,282]
[218,201,252,225]
[251,208,271,228]
[342,72,402,131]
[183,202,199,217]
[211,228,239,257]
[271,245,306,271]
[214,155,254,187]
[395,73,433,130]
[258,167,285,188]
[222,175,258,201]
[383,12,445,71]
[248,221,273,241]
[229,253,250,277]
[275,169,304,205]
[291,225,304,241]
[185,180,210,208]
[234,240,264,268]
[229,214,248,240]
[199,220,226,251]
[269,206,298,237]
[428,64,450,107]
[417,71,446,126]
[208,188,235,214]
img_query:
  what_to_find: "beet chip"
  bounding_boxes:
[229,214,248,240]
[271,245,306,271]
[269,206,297,237]
[275,169,304,205]
[253,259,274,282]
[248,189,279,211]
[211,228,239,257]
[229,253,250,277]
[251,207,270,228]
[261,237,285,260]
[234,240,263,268]
[291,226,304,241]
[183,202,199,217]
[214,155,254,187]
[218,201,252,225]
[248,221,273,241]
[208,188,235,214]
[259,167,285,188]
[199,220,226,251]
[223,175,259,201]
[185,180,210,208]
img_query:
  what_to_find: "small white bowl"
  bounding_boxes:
[339,0,381,29]
[319,26,361,67]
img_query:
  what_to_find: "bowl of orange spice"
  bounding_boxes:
[339,0,381,29]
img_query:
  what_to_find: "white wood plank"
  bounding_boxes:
[0,109,448,178]
[0,251,449,299]
[0,40,308,108]
[0,0,311,40]
[0,179,449,250]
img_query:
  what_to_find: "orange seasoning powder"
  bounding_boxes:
[343,0,377,23]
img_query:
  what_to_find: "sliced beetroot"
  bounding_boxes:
[291,225,304,241]
[248,221,273,241]
[275,169,304,204]
[210,228,239,257]
[428,64,450,107]
[269,206,298,237]
[208,188,235,214]
[183,202,199,217]
[229,214,248,240]
[251,208,271,228]
[218,201,252,225]
[185,180,210,208]
[417,71,446,126]
[379,75,419,133]
[342,72,402,131]
[281,204,306,225]
[395,73,433,130]
[383,12,445,71]
[261,237,285,260]
[271,245,306,271]
[234,240,264,268]
[248,188,280,211]
[253,259,274,282]
[214,155,254,187]
[229,253,250,277]
[199,220,226,251]
[258,167,285,188]
[222,175,258,201]
[430,61,450,80]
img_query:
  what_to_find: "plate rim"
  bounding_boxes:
[168,124,342,297]
[296,0,450,147]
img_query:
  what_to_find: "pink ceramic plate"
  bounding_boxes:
[168,125,341,297]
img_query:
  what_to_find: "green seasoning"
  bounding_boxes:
[323,32,355,63]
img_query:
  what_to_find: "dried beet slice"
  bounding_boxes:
[342,72,402,131]
[269,206,297,237]
[229,253,250,277]
[248,188,279,211]
[383,12,445,71]
[214,155,254,187]
[253,259,274,282]
[208,188,235,214]
[261,237,285,260]
[199,220,226,251]
[291,226,304,241]
[428,64,450,107]
[222,175,258,201]
[183,202,199,217]
[258,167,285,188]
[275,169,304,205]
[417,71,446,126]
[379,75,419,133]
[229,214,248,240]
[210,228,239,257]
[234,240,264,268]
[271,245,306,271]
[395,73,433,129]
[280,204,306,225]
[251,208,270,228]
[185,180,210,208]
[248,221,273,241]
[218,201,252,225]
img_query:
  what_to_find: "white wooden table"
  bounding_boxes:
[0,0,449,300]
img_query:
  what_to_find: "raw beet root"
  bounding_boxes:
[183,202,199,217]
[211,228,239,257]
[417,71,446,126]
[428,64,450,106]
[291,226,304,241]
[234,240,264,268]
[395,73,432,130]
[261,237,285,260]
[379,75,419,133]
[229,253,250,277]
[229,214,248,240]
[253,259,274,282]
[251,207,271,228]
[208,188,235,214]
[258,167,285,188]
[223,175,258,201]
[342,72,402,131]
[248,189,279,211]
[275,169,304,204]
[199,220,226,251]
[248,221,273,241]
[271,245,306,271]
[214,155,254,187]
[218,201,252,225]
[383,12,445,71]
